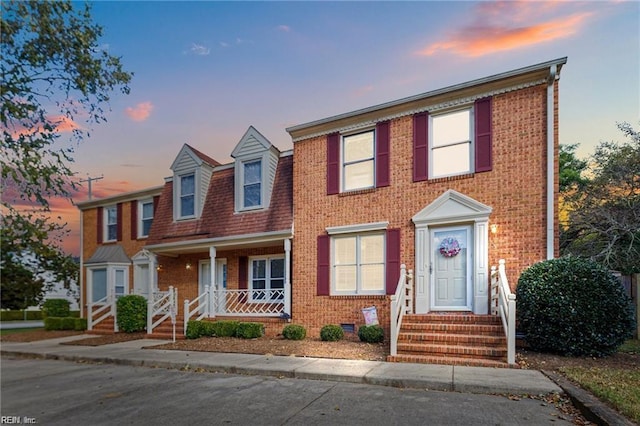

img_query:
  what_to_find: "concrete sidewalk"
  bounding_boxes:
[1,334,558,395]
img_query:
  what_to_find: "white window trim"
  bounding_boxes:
[248,255,285,303]
[104,205,117,243]
[330,231,386,296]
[326,221,388,235]
[429,106,475,179]
[176,171,197,220]
[138,198,154,239]
[87,264,130,304]
[236,156,266,212]
[341,128,376,192]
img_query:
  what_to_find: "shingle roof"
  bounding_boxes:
[186,144,221,167]
[85,245,131,264]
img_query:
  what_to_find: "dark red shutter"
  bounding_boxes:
[317,234,330,296]
[153,195,160,213]
[413,112,429,182]
[326,133,340,195]
[96,207,103,244]
[386,228,401,295]
[375,121,390,187]
[116,203,123,242]
[475,97,492,172]
[238,256,248,290]
[130,201,137,240]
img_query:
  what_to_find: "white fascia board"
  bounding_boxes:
[326,221,389,235]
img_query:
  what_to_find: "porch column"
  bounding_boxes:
[284,239,291,318]
[209,246,216,317]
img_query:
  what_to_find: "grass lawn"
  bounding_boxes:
[561,339,640,424]
[0,327,44,336]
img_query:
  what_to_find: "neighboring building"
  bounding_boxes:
[78,58,566,364]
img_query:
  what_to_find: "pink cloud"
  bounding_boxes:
[125,102,154,121]
[418,2,593,57]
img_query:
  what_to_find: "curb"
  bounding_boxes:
[542,370,635,426]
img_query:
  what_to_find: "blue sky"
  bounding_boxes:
[58,0,638,254]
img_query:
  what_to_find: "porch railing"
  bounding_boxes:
[184,285,211,335]
[88,290,117,332]
[147,286,177,338]
[212,288,285,316]
[390,264,413,357]
[491,259,516,365]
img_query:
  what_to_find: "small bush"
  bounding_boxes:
[517,257,635,357]
[186,320,204,339]
[42,299,70,318]
[320,324,344,342]
[44,317,62,330]
[74,318,87,331]
[358,325,384,343]
[236,322,263,339]
[60,317,76,330]
[282,324,306,340]
[212,320,239,337]
[116,295,147,333]
[69,310,80,318]
[200,321,216,337]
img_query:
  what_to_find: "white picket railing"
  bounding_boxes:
[147,286,177,339]
[184,285,211,335]
[491,259,516,365]
[88,290,117,332]
[390,264,413,357]
[213,288,285,316]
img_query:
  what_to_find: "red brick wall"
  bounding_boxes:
[292,83,559,337]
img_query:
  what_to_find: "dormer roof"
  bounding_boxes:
[231,126,279,159]
[170,143,220,171]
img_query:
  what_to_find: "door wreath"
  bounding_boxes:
[439,237,461,257]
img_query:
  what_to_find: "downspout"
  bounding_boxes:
[546,65,557,260]
[79,210,84,318]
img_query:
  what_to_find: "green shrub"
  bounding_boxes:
[212,320,239,337]
[42,299,70,318]
[516,257,635,357]
[74,318,87,331]
[358,325,384,343]
[116,295,147,333]
[69,310,80,318]
[320,324,344,342]
[236,322,263,339]
[44,317,62,330]
[186,320,203,339]
[0,310,45,321]
[282,324,306,340]
[60,317,76,330]
[200,321,216,337]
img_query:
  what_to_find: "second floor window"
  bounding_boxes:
[430,108,473,178]
[343,130,375,191]
[243,160,262,208]
[180,173,195,218]
[139,200,154,237]
[105,206,117,242]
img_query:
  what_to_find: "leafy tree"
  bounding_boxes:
[562,122,640,274]
[559,144,588,193]
[1,1,132,308]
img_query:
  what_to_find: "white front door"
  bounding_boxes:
[133,264,150,298]
[430,226,472,311]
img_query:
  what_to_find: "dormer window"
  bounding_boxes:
[243,159,262,208]
[179,173,195,218]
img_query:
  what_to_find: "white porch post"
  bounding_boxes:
[284,239,291,318]
[209,246,216,317]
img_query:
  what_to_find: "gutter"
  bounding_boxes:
[546,64,557,260]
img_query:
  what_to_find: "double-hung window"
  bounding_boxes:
[104,206,117,242]
[179,173,195,218]
[343,130,375,191]
[430,108,473,179]
[139,200,154,237]
[250,256,284,302]
[332,233,385,295]
[243,159,262,208]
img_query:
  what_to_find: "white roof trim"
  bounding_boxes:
[413,190,492,226]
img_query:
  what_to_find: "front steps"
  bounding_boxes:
[88,315,185,340]
[387,314,512,368]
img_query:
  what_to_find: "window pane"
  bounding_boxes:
[335,265,356,291]
[244,183,261,207]
[270,279,284,290]
[181,174,194,195]
[432,144,471,177]
[360,235,384,263]
[253,279,266,290]
[252,260,266,279]
[433,110,471,147]
[334,237,356,264]
[142,202,153,218]
[200,262,211,286]
[244,160,262,184]
[181,195,194,216]
[142,219,152,236]
[361,264,384,291]
[107,224,117,241]
[107,207,117,225]
[344,132,374,162]
[92,269,107,302]
[344,160,374,191]
[270,259,284,279]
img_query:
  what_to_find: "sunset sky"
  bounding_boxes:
[39,1,638,256]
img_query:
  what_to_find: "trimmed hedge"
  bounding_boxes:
[0,310,43,321]
[212,320,239,337]
[320,324,344,342]
[282,324,306,340]
[42,299,70,318]
[44,317,86,331]
[116,295,147,333]
[358,325,384,343]
[516,257,635,357]
[186,320,263,339]
[236,322,263,339]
